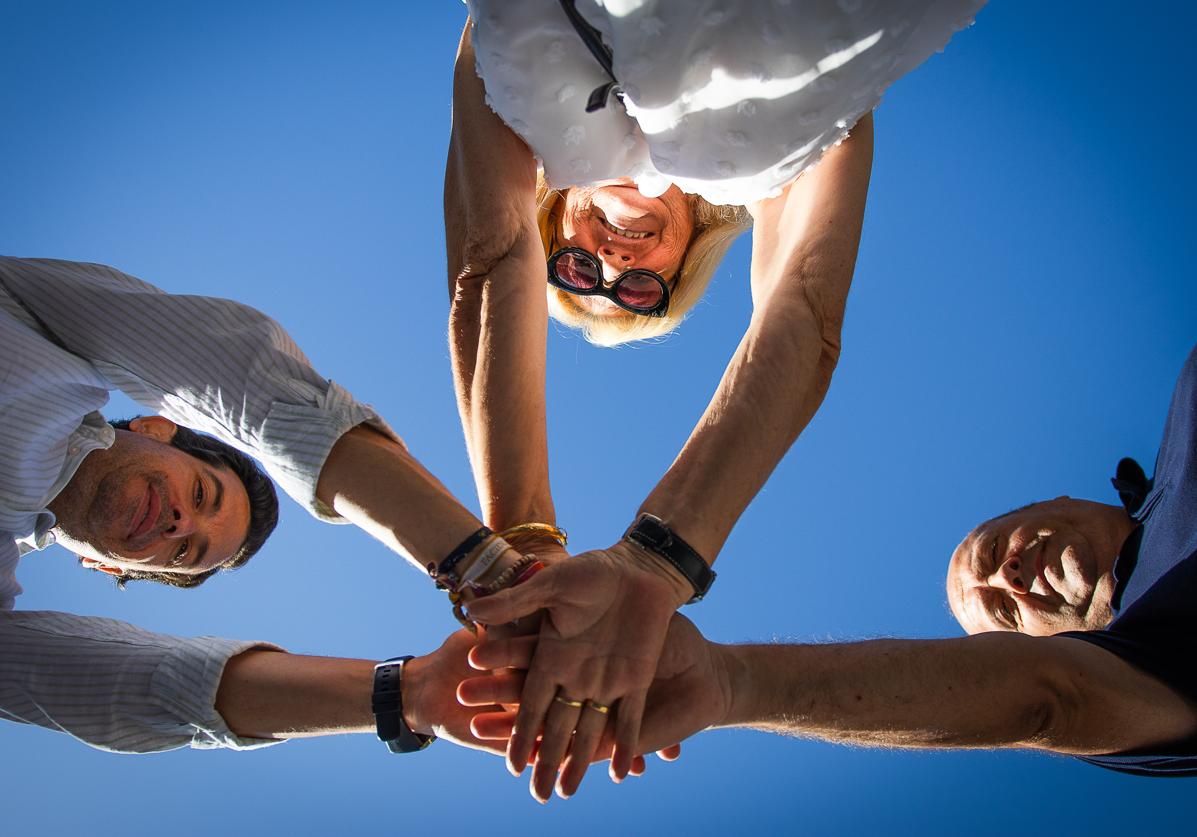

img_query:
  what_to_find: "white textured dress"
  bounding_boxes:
[465,0,986,205]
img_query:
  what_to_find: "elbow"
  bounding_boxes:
[795,278,845,393]
[1020,665,1088,752]
[455,231,521,288]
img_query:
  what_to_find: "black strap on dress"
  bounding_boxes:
[557,0,622,112]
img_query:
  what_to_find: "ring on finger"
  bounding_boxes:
[583,699,610,715]
[553,693,585,709]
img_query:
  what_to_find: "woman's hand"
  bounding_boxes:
[463,613,724,799]
[461,541,692,801]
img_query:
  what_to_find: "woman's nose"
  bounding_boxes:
[597,245,634,284]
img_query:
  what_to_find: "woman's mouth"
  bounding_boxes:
[597,215,654,240]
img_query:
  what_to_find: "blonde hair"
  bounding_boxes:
[536,174,751,347]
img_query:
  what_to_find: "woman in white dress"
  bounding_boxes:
[445,0,985,802]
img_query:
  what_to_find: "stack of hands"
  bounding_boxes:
[416,534,728,803]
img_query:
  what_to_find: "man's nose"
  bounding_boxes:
[988,554,1032,594]
[163,507,196,539]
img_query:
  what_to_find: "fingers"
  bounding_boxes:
[529,692,585,803]
[506,668,557,777]
[469,634,536,671]
[609,690,646,783]
[470,709,516,740]
[457,671,525,706]
[555,699,610,799]
[464,570,554,624]
[656,743,683,762]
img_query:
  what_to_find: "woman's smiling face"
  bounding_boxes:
[557,181,694,316]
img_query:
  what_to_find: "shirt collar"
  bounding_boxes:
[1108,455,1157,613]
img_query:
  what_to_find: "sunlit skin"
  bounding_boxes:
[557,180,694,316]
[946,497,1136,636]
[47,416,251,577]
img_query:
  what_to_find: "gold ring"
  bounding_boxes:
[553,694,585,709]
[583,699,610,715]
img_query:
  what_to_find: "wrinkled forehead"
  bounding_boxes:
[945,531,977,629]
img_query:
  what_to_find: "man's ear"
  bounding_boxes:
[80,557,125,577]
[127,416,178,443]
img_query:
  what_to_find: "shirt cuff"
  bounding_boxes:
[151,636,287,751]
[257,380,401,523]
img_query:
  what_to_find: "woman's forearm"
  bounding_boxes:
[640,299,839,559]
[448,230,557,527]
[445,23,557,528]
[639,115,875,562]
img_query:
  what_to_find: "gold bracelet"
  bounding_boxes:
[498,522,568,547]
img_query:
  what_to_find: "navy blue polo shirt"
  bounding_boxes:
[1062,343,1197,777]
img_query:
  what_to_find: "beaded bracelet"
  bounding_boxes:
[450,555,546,631]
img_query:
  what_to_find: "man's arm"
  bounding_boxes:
[0,608,284,753]
[714,633,1197,754]
[216,628,507,753]
[465,618,1197,782]
[0,606,507,754]
[314,424,498,573]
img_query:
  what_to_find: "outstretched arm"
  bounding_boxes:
[216,628,507,753]
[465,618,1197,765]
[643,114,874,563]
[444,23,561,554]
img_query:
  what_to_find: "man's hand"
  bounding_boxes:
[462,613,723,797]
[462,542,693,801]
[402,628,512,755]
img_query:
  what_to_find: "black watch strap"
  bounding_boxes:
[623,513,716,604]
[372,656,435,754]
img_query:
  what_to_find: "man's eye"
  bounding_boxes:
[171,541,189,568]
[194,479,204,509]
[1000,599,1019,630]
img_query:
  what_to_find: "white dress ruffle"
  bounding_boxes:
[466,0,986,205]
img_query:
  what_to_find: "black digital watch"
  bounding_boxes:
[372,656,435,754]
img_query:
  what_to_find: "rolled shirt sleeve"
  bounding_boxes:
[0,608,283,753]
[0,256,397,522]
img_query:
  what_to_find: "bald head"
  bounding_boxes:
[946,497,1134,636]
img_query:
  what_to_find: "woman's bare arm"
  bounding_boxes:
[639,114,875,562]
[445,24,559,536]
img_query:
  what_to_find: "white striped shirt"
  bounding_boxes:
[0,256,392,752]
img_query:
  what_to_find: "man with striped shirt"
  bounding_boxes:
[0,256,518,754]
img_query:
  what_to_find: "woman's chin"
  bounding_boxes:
[577,296,626,317]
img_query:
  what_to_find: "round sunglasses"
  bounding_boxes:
[547,248,670,318]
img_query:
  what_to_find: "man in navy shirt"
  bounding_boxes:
[466,344,1197,795]
[945,343,1197,774]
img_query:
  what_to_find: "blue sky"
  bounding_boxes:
[2,1,1195,834]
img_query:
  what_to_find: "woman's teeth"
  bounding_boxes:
[599,217,652,239]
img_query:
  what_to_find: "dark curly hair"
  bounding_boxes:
[92,417,280,589]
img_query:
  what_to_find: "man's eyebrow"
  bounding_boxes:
[187,537,208,570]
[206,468,224,512]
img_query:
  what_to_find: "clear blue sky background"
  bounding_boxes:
[2,1,1195,834]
